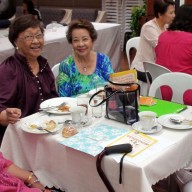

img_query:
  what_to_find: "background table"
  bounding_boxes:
[0,23,121,71]
[2,105,192,192]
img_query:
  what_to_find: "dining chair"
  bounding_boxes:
[182,178,192,192]
[125,36,140,69]
[148,72,192,104]
[51,63,60,91]
[143,61,172,96]
[42,42,61,68]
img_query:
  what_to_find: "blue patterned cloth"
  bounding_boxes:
[57,52,113,97]
[59,123,129,156]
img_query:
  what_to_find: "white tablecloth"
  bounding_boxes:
[0,23,121,70]
[1,104,192,192]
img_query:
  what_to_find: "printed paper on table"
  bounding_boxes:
[110,69,138,83]
[109,130,157,157]
[59,123,129,157]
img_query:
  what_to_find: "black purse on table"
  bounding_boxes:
[89,80,140,125]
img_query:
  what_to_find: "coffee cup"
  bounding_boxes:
[69,106,86,125]
[138,111,157,131]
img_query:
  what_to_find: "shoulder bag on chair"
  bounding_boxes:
[89,80,140,125]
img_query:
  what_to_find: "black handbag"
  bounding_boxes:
[89,80,140,125]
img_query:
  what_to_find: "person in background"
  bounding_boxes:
[155,5,192,191]
[57,19,113,97]
[22,0,42,21]
[0,15,58,143]
[155,4,192,105]
[131,0,175,81]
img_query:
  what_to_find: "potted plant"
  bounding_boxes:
[130,0,146,37]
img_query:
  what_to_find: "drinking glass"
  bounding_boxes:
[91,96,103,118]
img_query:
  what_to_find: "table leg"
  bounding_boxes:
[168,174,181,192]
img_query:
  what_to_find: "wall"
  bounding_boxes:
[185,0,192,4]
[17,0,102,9]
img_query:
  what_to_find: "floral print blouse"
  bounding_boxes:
[57,52,113,97]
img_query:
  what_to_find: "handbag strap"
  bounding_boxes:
[89,88,123,107]
[107,79,139,87]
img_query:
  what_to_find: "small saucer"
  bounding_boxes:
[81,117,93,127]
[132,121,162,134]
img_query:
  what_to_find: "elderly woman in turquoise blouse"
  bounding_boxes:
[57,19,113,97]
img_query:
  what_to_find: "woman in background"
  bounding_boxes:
[131,0,175,74]
[22,0,42,21]
[57,19,113,97]
[155,4,192,105]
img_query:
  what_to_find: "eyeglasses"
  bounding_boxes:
[19,33,44,41]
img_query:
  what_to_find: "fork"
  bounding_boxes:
[39,102,67,112]
[36,127,55,135]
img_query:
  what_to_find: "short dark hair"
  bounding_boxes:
[66,19,97,44]
[154,0,175,18]
[168,5,192,32]
[23,0,35,14]
[8,14,44,47]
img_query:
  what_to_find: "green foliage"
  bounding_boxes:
[130,1,146,37]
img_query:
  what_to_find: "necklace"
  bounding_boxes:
[78,60,87,72]
[83,67,87,72]
[74,54,88,72]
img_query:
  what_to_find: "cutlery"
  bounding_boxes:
[36,126,55,135]
[170,118,192,125]
[151,125,158,130]
[39,102,67,111]
[58,119,89,126]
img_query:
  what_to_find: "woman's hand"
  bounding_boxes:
[5,108,21,124]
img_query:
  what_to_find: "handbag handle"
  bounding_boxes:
[107,79,137,86]
[89,81,140,107]
[89,88,123,107]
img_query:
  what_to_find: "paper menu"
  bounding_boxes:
[59,123,129,156]
[108,130,157,157]
[110,69,138,83]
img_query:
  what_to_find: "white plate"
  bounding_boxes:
[40,97,77,114]
[158,114,192,129]
[21,119,61,134]
[132,121,162,134]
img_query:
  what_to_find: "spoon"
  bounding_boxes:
[58,119,89,126]
[170,118,183,124]
[170,118,192,125]
[151,125,158,130]
[36,127,55,135]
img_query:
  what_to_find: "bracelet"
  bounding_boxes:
[25,172,34,183]
[27,178,40,187]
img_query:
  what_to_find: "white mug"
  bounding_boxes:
[69,106,86,124]
[138,111,157,131]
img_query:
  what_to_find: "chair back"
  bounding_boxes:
[143,61,171,96]
[51,63,60,91]
[148,72,192,104]
[143,61,172,82]
[52,63,60,79]
[126,37,140,68]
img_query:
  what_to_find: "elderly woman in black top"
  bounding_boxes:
[0,15,58,142]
